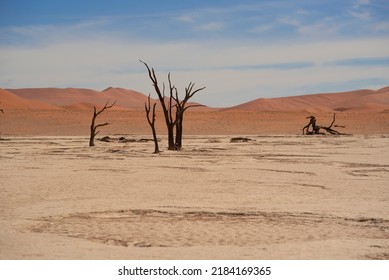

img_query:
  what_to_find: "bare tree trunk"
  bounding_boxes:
[140,60,177,150]
[89,100,116,147]
[173,82,205,150]
[0,109,4,139]
[175,110,183,149]
[145,95,159,154]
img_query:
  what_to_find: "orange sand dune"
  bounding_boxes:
[100,87,150,109]
[7,87,213,111]
[7,86,388,113]
[2,86,389,136]
[0,88,60,110]
[377,86,389,93]
[8,87,152,109]
[229,87,389,113]
[336,103,389,113]
[62,102,129,111]
[333,90,389,111]
[61,102,100,110]
[8,88,99,106]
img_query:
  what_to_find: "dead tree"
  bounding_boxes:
[302,113,345,135]
[0,108,3,139]
[302,116,321,135]
[89,100,116,146]
[320,113,344,135]
[173,81,205,150]
[141,60,176,150]
[145,94,160,154]
[140,60,205,150]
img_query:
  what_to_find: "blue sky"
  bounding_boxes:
[1,0,388,106]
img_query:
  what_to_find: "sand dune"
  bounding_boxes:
[8,87,152,109]
[229,87,389,113]
[5,86,389,113]
[1,86,389,136]
[7,87,212,111]
[61,102,102,110]
[0,88,60,110]
[62,102,130,111]
[100,87,150,108]
[8,88,100,106]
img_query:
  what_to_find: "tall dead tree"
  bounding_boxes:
[141,60,176,150]
[173,81,205,149]
[89,100,116,146]
[0,108,3,138]
[140,60,205,150]
[145,94,159,154]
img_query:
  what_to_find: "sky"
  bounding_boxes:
[0,0,389,107]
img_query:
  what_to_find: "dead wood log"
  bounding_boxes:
[320,113,345,135]
[302,113,346,135]
[99,136,114,142]
[302,116,321,135]
[230,137,253,143]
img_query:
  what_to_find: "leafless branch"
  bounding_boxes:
[89,100,116,146]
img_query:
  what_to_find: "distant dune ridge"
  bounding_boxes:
[2,86,389,113]
[0,88,60,110]
[5,87,148,110]
[228,86,389,113]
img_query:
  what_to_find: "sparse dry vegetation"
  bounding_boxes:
[303,113,346,135]
[89,100,116,147]
[140,60,205,150]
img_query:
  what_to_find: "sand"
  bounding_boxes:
[1,134,388,259]
[1,109,389,136]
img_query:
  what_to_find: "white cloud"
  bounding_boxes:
[374,21,389,32]
[353,0,370,9]
[297,21,339,36]
[350,0,372,20]
[175,15,195,23]
[251,25,273,34]
[198,22,225,31]
[296,9,311,15]
[349,10,371,20]
[278,16,300,27]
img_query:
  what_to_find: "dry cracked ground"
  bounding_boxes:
[1,135,388,259]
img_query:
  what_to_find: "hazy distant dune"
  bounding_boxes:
[0,88,60,110]
[228,87,389,113]
[4,86,389,113]
[8,87,151,109]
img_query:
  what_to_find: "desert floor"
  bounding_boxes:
[1,134,388,259]
[1,110,389,136]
